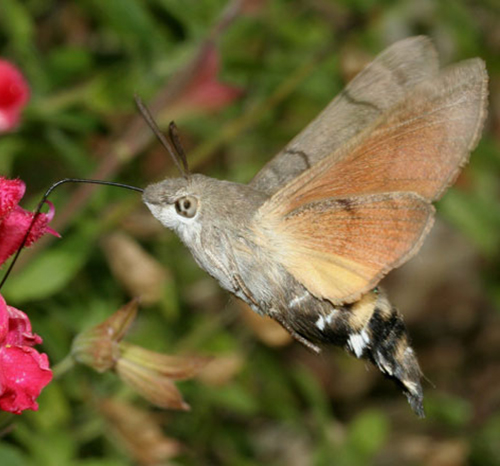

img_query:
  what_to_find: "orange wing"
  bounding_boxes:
[257,193,434,304]
[269,59,487,207]
[256,59,487,304]
[251,36,440,195]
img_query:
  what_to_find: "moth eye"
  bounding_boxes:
[175,195,198,218]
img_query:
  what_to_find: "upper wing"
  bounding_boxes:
[250,36,439,195]
[266,58,488,207]
[255,58,487,304]
[256,193,434,304]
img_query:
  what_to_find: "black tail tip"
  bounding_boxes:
[405,387,425,418]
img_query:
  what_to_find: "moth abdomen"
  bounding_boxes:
[361,294,424,417]
[283,287,424,416]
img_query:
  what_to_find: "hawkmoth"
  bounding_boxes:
[142,37,488,415]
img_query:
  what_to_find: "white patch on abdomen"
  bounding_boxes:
[347,329,370,358]
[315,309,340,332]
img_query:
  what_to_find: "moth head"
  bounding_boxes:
[143,174,267,238]
[142,175,205,232]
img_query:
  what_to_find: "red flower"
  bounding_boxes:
[0,176,59,266]
[0,60,29,133]
[165,45,243,121]
[0,293,52,414]
[0,177,57,413]
[180,46,243,111]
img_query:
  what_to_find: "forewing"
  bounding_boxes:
[268,58,488,209]
[257,193,434,304]
[257,58,486,303]
[250,36,439,194]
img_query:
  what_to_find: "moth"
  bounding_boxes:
[142,37,488,416]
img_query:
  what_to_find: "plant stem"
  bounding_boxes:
[52,354,75,379]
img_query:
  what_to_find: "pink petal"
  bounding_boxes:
[0,345,52,414]
[40,201,60,238]
[241,0,268,14]
[0,294,52,414]
[5,304,42,347]
[174,46,243,114]
[0,294,8,342]
[0,177,25,219]
[181,80,243,112]
[0,60,30,133]
[0,205,59,266]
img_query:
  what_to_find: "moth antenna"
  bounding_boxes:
[0,178,143,290]
[168,121,190,176]
[134,95,189,179]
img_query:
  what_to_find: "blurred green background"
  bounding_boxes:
[1,0,499,465]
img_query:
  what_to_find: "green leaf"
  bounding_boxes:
[12,423,76,466]
[85,0,167,60]
[207,383,259,416]
[0,0,35,51]
[291,364,332,424]
[75,460,127,466]
[347,409,390,459]
[0,444,30,466]
[0,0,48,90]
[426,394,472,428]
[439,189,500,256]
[0,137,23,174]
[470,414,500,466]
[3,231,95,303]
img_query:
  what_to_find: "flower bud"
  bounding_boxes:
[71,299,209,410]
[71,299,138,372]
[116,342,210,410]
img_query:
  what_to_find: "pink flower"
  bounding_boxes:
[167,45,243,120]
[0,293,53,414]
[182,47,242,110]
[241,0,268,15]
[0,176,59,266]
[0,177,57,413]
[0,60,29,133]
